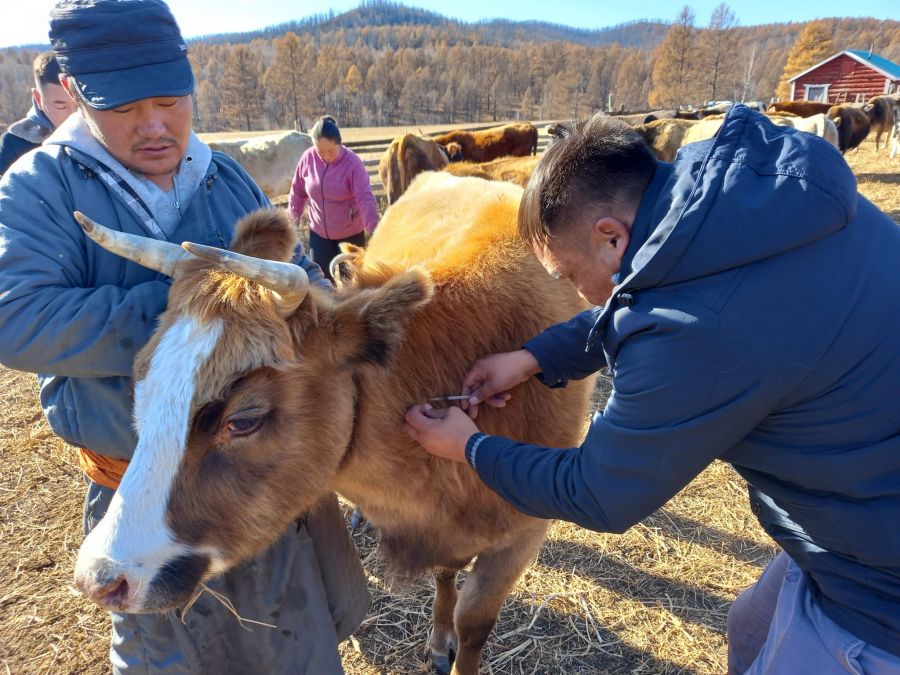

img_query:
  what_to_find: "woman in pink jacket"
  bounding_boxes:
[288,116,379,279]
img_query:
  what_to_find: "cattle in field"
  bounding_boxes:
[864,96,896,151]
[641,109,703,124]
[378,133,451,205]
[767,100,833,117]
[72,172,594,675]
[431,123,538,163]
[827,105,871,153]
[442,154,539,188]
[638,112,840,161]
[633,118,698,161]
[205,131,312,198]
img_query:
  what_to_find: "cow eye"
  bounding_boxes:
[226,416,264,437]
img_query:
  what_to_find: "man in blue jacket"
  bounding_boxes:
[0,1,366,673]
[405,109,900,672]
[0,51,76,176]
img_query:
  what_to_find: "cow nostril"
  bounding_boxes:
[83,573,131,609]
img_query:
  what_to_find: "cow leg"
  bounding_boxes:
[450,523,548,675]
[430,568,460,675]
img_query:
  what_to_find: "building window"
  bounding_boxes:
[805,85,829,102]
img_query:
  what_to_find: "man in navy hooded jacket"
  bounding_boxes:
[0,51,76,176]
[405,108,900,672]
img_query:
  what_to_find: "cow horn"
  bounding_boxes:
[328,252,356,287]
[181,241,309,312]
[74,211,190,277]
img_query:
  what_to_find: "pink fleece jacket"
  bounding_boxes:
[288,145,379,240]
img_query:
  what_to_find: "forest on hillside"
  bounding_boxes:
[0,1,897,132]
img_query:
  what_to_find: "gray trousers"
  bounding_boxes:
[84,481,366,675]
[727,552,900,674]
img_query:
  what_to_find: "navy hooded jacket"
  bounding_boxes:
[469,106,900,655]
[0,101,55,176]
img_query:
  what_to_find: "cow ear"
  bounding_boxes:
[319,270,434,368]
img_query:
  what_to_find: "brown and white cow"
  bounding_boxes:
[431,123,539,163]
[72,172,593,675]
[378,133,452,205]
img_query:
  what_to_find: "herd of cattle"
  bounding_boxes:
[206,96,898,207]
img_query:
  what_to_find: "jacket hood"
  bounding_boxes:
[623,105,857,289]
[5,100,55,145]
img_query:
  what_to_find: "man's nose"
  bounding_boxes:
[137,114,167,138]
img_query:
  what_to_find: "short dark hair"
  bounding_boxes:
[33,51,63,88]
[310,115,341,144]
[520,112,656,249]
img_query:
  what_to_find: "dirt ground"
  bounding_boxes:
[0,135,896,674]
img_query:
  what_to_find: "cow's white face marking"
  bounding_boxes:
[75,315,224,609]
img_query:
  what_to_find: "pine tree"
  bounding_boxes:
[649,6,702,108]
[220,45,265,131]
[774,21,835,101]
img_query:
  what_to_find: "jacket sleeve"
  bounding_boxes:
[288,154,309,223]
[473,308,777,533]
[0,165,170,378]
[523,306,608,387]
[350,154,379,234]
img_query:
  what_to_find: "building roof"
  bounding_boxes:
[788,50,900,83]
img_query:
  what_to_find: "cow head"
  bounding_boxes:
[443,141,464,162]
[72,208,431,613]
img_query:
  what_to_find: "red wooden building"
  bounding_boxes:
[788,50,900,103]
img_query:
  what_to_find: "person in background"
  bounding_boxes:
[288,115,379,279]
[0,1,367,672]
[0,51,76,175]
[405,109,900,674]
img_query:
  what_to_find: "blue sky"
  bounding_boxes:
[1,0,897,48]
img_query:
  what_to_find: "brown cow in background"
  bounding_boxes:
[827,104,871,153]
[768,100,833,117]
[378,134,453,205]
[431,122,538,162]
[864,96,896,151]
[442,154,539,188]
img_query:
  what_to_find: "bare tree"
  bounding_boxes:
[263,32,304,130]
[220,46,266,131]
[704,3,738,102]
[649,6,701,108]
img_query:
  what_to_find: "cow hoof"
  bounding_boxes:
[350,507,371,531]
[430,648,455,675]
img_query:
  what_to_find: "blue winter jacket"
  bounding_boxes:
[0,135,324,460]
[470,106,900,655]
[0,102,55,176]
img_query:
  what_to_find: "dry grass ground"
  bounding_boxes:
[0,134,896,674]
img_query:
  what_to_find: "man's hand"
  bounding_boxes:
[404,405,479,463]
[462,349,541,419]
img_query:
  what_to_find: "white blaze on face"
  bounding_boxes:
[75,316,224,606]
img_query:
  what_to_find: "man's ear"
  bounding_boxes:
[590,216,631,262]
[31,87,43,112]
